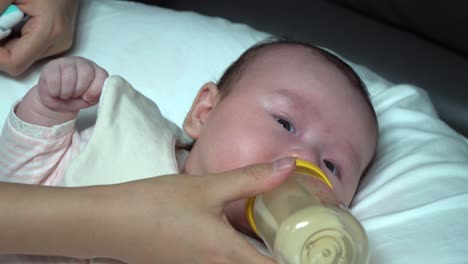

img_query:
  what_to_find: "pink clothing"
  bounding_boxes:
[0,106,102,263]
[0,105,92,186]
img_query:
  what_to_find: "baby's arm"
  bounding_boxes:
[0,57,108,184]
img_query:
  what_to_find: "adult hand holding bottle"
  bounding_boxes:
[0,158,296,264]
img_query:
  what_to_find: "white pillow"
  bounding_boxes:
[0,0,467,263]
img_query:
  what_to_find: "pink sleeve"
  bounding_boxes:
[0,106,93,186]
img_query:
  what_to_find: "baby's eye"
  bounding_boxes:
[276,117,295,133]
[323,159,338,176]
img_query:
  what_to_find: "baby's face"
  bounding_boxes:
[183,45,378,234]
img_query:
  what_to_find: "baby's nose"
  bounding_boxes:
[287,148,320,167]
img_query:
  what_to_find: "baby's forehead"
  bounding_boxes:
[245,44,364,94]
[234,43,376,120]
[242,45,345,86]
[240,45,343,87]
[250,44,326,66]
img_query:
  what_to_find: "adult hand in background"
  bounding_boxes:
[104,158,296,264]
[0,0,79,76]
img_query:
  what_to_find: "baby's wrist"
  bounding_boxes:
[16,101,77,127]
[16,88,78,127]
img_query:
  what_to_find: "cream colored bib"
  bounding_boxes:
[63,76,192,186]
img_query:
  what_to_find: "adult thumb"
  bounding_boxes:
[0,1,13,14]
[208,157,296,205]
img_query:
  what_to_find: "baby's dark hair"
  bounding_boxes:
[216,38,377,122]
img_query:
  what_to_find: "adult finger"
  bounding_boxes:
[39,32,74,60]
[208,157,296,205]
[0,17,50,75]
[0,0,13,13]
[37,0,80,59]
[227,233,277,264]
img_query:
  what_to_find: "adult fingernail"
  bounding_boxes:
[273,157,295,172]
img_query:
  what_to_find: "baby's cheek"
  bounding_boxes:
[331,181,353,207]
[208,135,278,173]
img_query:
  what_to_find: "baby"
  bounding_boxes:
[0,39,378,261]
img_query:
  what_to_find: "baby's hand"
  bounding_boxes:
[15,56,109,127]
[37,56,109,114]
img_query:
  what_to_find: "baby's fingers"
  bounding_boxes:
[80,61,108,105]
[73,59,96,98]
[39,58,79,99]
[38,60,62,98]
[59,62,78,99]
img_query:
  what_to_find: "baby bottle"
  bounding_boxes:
[246,159,369,264]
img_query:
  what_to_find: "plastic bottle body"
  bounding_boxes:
[246,160,369,264]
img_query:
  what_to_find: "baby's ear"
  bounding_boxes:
[183,82,220,139]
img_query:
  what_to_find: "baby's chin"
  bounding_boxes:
[225,199,258,238]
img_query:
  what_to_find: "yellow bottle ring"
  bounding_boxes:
[246,159,333,236]
[295,159,333,189]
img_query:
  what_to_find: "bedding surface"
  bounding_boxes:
[166,0,468,137]
[0,1,467,263]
